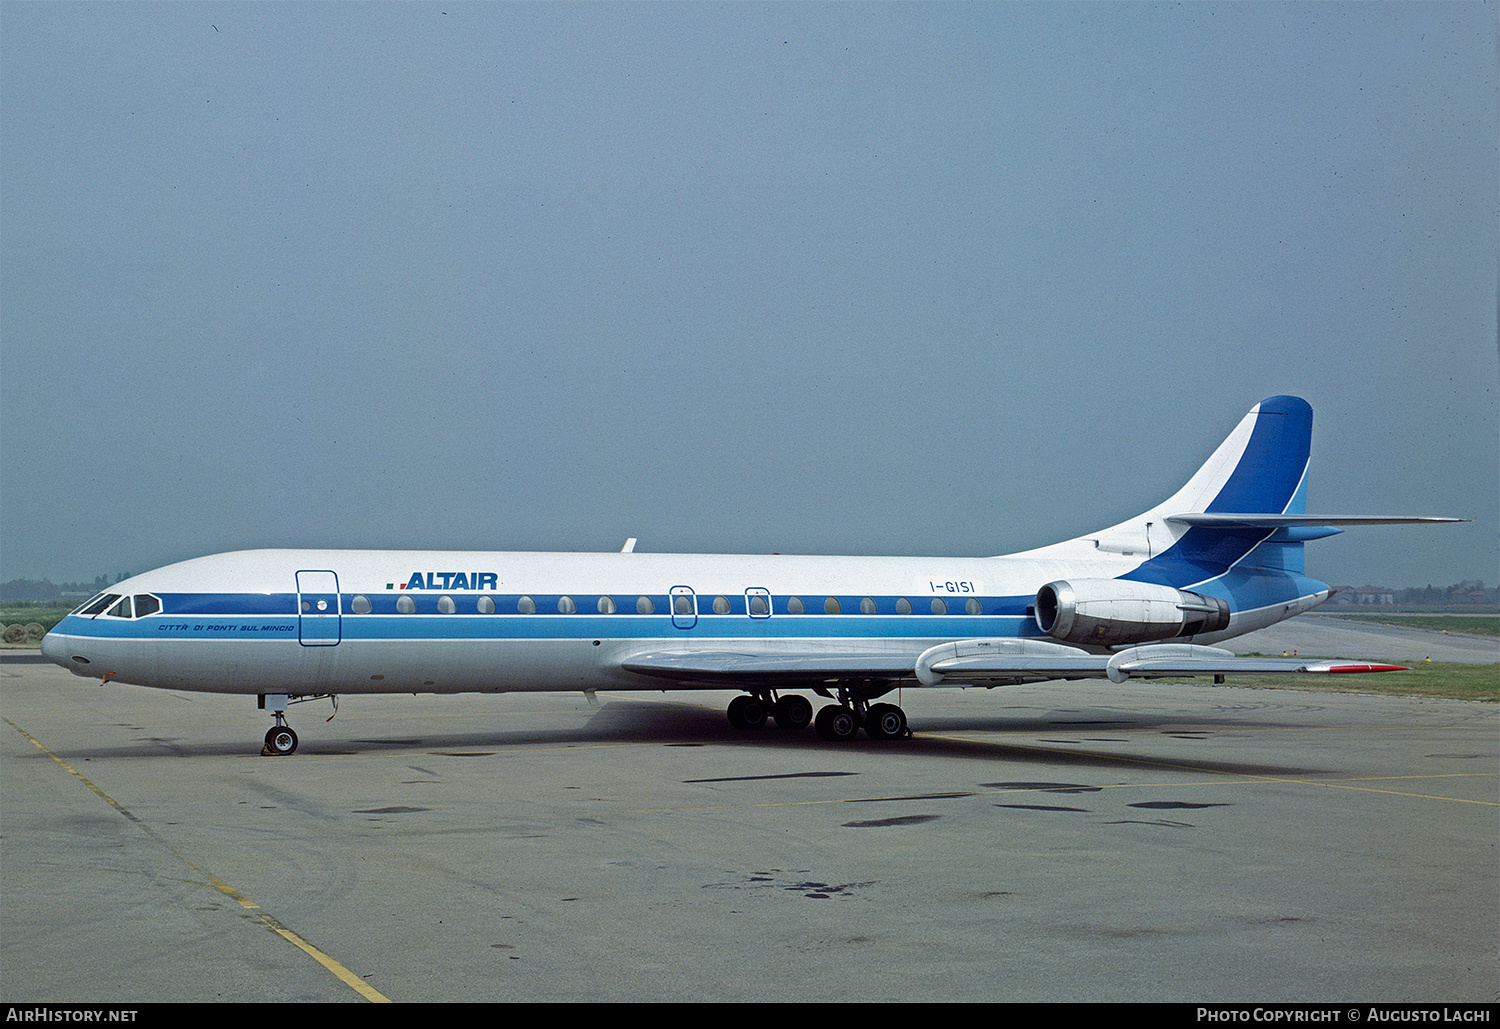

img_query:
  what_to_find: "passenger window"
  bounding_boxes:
[350,595,372,615]
[712,595,730,615]
[636,595,655,615]
[557,596,577,614]
[597,595,616,614]
[477,595,496,614]
[517,596,537,614]
[966,598,982,615]
[437,595,456,614]
[787,596,805,614]
[930,598,947,615]
[674,594,693,616]
[895,597,912,615]
[107,596,133,619]
[134,595,161,617]
[397,595,416,614]
[748,594,769,616]
[824,597,841,614]
[860,597,877,615]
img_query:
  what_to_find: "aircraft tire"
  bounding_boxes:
[864,703,907,741]
[814,704,859,742]
[727,694,768,730]
[264,726,298,756]
[772,694,813,731]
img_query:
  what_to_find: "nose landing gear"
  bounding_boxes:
[257,693,335,755]
[259,693,298,755]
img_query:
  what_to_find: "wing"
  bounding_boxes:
[915,639,1404,685]
[620,639,1406,689]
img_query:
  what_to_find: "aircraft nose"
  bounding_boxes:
[40,628,69,666]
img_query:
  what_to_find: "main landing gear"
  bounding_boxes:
[724,689,909,742]
[727,691,813,731]
[812,700,908,741]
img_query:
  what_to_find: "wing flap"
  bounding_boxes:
[620,650,916,685]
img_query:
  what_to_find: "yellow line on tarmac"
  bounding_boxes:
[5,717,392,1003]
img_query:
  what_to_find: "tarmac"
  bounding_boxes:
[1,621,1495,1003]
[1230,612,1500,665]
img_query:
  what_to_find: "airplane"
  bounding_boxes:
[40,395,1460,755]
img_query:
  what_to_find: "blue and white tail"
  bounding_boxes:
[1021,396,1317,586]
[1155,394,1313,521]
[1027,395,1456,594]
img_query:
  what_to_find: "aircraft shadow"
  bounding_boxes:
[22,696,1332,779]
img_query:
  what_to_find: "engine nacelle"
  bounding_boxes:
[1034,579,1231,647]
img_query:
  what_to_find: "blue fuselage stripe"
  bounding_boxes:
[54,609,1040,643]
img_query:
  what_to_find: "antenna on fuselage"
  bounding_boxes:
[621,538,637,553]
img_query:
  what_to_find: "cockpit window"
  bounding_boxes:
[105,596,133,619]
[134,594,161,617]
[79,593,119,616]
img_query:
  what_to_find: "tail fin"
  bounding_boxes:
[1158,395,1313,519]
[1131,396,1315,582]
[1019,396,1459,584]
[1119,396,1455,585]
[1017,397,1315,582]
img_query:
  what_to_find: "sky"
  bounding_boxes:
[2,2,1496,591]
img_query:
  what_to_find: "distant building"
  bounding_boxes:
[1354,585,1396,605]
[1447,584,1492,606]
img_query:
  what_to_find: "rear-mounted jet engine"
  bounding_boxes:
[1034,579,1231,646]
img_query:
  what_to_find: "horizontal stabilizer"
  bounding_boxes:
[1166,513,1464,528]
